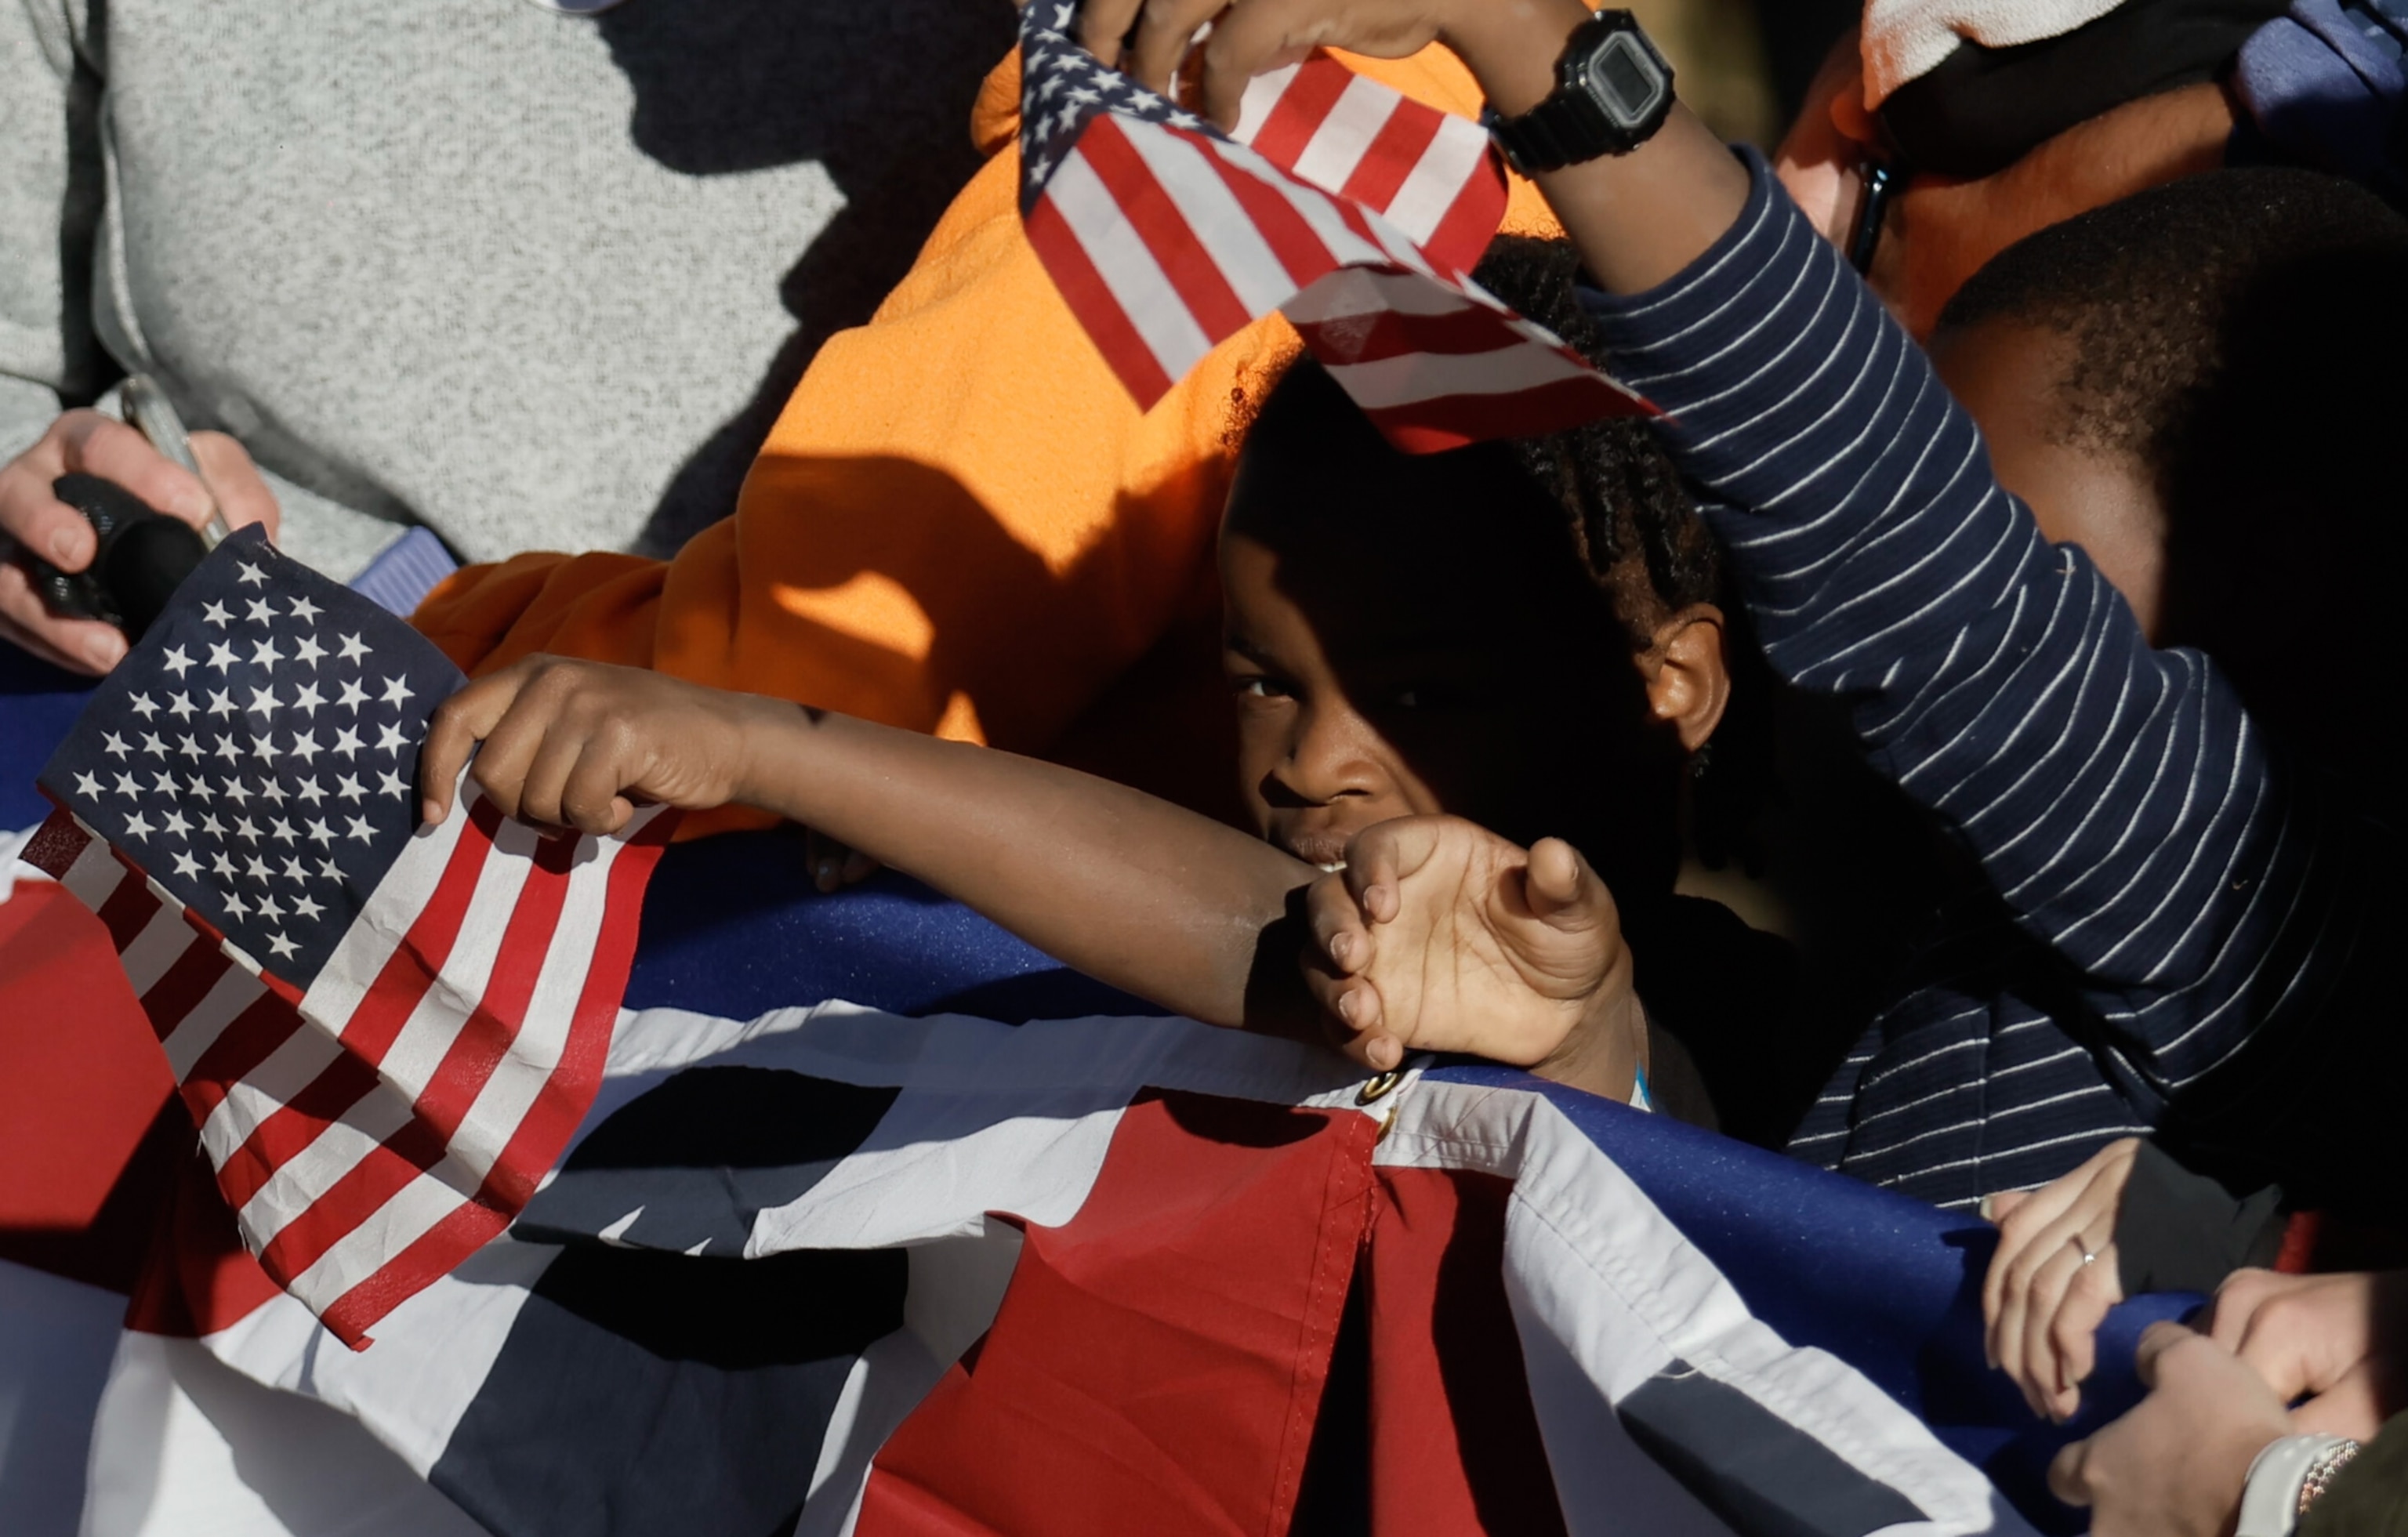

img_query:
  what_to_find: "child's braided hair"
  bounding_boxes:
[1470,234,1721,640]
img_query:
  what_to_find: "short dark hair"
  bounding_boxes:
[1241,235,1719,641]
[1937,167,2408,473]
[1474,234,1722,628]
[1938,167,2408,786]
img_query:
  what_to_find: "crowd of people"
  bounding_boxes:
[6,0,2406,1530]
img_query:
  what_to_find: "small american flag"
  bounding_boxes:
[1015,3,1654,452]
[26,527,673,1347]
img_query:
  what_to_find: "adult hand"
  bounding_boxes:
[2048,1321,2294,1537]
[2210,1269,2407,1441]
[1072,0,1584,128]
[1981,1137,2141,1421]
[0,410,278,673]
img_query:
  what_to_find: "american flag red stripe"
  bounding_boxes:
[1015,17,1653,453]
[25,779,671,1349]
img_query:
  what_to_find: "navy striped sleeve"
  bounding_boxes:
[1581,154,2352,1108]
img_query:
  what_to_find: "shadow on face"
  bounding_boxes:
[1217,368,1714,906]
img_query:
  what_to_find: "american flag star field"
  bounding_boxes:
[38,526,463,990]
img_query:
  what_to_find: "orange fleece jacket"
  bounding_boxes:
[413,45,1561,778]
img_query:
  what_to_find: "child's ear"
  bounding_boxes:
[1638,604,1728,754]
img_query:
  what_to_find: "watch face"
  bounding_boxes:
[1587,32,1667,130]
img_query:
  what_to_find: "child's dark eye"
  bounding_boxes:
[1233,675,1291,701]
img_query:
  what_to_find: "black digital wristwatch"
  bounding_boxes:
[1482,10,1677,174]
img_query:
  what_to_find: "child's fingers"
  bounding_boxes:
[560,742,638,836]
[1524,838,1588,923]
[513,723,596,831]
[462,691,564,825]
[1304,874,1376,975]
[1299,964,1400,1071]
[420,662,536,825]
[1342,818,1445,926]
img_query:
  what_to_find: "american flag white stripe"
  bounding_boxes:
[372,814,546,1106]
[1380,113,1497,249]
[118,897,196,995]
[298,774,484,1029]
[1119,122,1310,315]
[58,827,127,909]
[1018,20,1653,451]
[161,970,268,1080]
[31,532,676,1346]
[1287,74,1410,204]
[289,1167,474,1312]
[1043,146,1220,397]
[447,822,644,1180]
[238,1086,418,1243]
[1323,334,1605,410]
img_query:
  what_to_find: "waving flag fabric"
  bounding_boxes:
[1014,3,1656,451]
[21,529,672,1349]
[27,834,2199,1537]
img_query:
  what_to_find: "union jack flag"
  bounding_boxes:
[24,527,673,1347]
[1015,2,1654,451]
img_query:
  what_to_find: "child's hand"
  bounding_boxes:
[1300,816,1641,1094]
[419,655,773,834]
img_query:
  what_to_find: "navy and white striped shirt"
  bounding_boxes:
[1588,157,2391,1213]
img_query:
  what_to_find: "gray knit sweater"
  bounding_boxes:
[1,0,1012,579]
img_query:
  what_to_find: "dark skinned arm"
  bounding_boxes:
[418,655,1327,1039]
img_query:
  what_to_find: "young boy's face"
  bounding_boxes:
[1931,319,2170,637]
[1217,429,1717,899]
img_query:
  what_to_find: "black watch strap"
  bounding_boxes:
[1485,10,1677,174]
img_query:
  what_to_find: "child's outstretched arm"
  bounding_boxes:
[1299,816,1644,1100]
[418,656,1334,1043]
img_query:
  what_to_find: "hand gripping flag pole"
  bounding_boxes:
[23,527,675,1347]
[1014,2,1657,452]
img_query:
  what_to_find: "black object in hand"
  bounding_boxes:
[28,474,208,640]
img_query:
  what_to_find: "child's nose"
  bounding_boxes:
[1276,701,1385,806]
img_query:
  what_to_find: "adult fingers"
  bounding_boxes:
[1198,0,1436,127]
[2046,1437,2096,1508]
[0,564,128,673]
[1076,0,1146,67]
[1981,1189,2029,1224]
[1996,1240,2083,1416]
[188,432,281,540]
[2294,1359,2389,1441]
[2040,1248,2124,1419]
[840,848,882,885]
[0,426,95,573]
[2132,1319,2198,1389]
[2217,1273,2368,1405]
[56,412,215,529]
[1196,2,1322,127]
[419,662,535,824]
[1125,0,1224,97]
[1986,1173,2088,1361]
